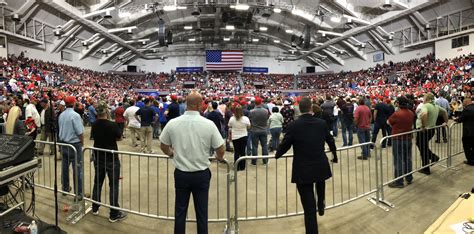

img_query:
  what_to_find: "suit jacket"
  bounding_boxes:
[276,114,336,184]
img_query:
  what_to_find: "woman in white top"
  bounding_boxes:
[228,105,251,171]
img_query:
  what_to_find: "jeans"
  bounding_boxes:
[92,155,121,218]
[174,168,211,234]
[356,128,371,158]
[61,142,83,197]
[152,121,160,138]
[416,129,437,171]
[251,131,269,164]
[296,182,325,234]
[341,122,353,146]
[270,127,282,152]
[117,122,125,137]
[392,139,413,185]
[371,122,390,148]
[246,131,253,156]
[332,116,338,137]
[232,136,247,171]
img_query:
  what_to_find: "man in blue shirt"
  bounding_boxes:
[435,92,449,143]
[136,96,145,108]
[159,97,169,130]
[88,102,97,140]
[135,98,156,153]
[59,96,85,198]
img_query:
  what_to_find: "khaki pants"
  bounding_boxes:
[38,128,54,155]
[140,126,153,153]
[129,127,141,147]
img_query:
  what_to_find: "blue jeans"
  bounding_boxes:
[332,116,338,137]
[246,131,253,155]
[270,127,282,151]
[371,122,390,148]
[356,128,371,157]
[61,142,84,197]
[341,122,353,146]
[392,139,413,185]
[251,131,269,164]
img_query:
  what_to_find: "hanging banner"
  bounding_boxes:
[242,67,269,73]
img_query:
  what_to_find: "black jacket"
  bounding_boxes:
[207,110,224,136]
[456,103,474,137]
[275,114,337,184]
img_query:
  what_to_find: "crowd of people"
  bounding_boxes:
[0,52,473,233]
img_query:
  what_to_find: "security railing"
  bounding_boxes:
[29,122,465,233]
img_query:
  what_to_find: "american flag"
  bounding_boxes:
[206,50,243,71]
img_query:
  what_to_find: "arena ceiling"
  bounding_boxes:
[3,0,473,69]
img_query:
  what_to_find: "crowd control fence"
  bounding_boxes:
[30,123,465,233]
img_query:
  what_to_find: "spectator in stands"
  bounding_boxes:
[371,98,393,149]
[280,100,294,133]
[321,95,337,137]
[228,105,251,171]
[114,103,125,138]
[268,107,284,152]
[91,101,127,222]
[159,91,225,234]
[415,93,448,175]
[124,100,141,148]
[135,98,155,153]
[249,97,270,165]
[387,96,414,188]
[59,96,84,198]
[275,97,337,234]
[454,97,474,166]
[341,97,355,147]
[354,98,372,160]
[38,99,54,155]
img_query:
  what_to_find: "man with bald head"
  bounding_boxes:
[160,91,225,234]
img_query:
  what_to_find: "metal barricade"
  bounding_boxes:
[81,147,231,229]
[377,125,450,204]
[232,142,379,232]
[33,140,84,223]
[448,122,464,167]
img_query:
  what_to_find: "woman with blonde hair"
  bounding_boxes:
[228,105,251,171]
[5,106,26,135]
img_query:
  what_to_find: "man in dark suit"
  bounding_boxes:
[275,97,338,234]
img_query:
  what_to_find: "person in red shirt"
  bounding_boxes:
[387,96,415,188]
[354,98,372,160]
[115,103,125,138]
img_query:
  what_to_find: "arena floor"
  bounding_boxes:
[28,124,471,234]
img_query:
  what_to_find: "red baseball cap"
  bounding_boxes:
[64,96,76,106]
[171,95,178,101]
[255,97,262,105]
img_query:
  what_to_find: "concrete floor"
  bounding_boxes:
[26,124,471,234]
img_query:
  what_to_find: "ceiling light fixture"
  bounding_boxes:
[273,40,280,43]
[223,37,231,41]
[235,4,250,11]
[252,38,259,42]
[184,25,193,30]
[163,5,177,11]
[273,8,281,13]
[226,25,235,30]
[104,10,112,19]
[188,38,196,42]
[285,29,293,34]
[259,26,268,31]
[330,16,341,23]
[177,6,187,10]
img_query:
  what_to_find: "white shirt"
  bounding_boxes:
[124,106,141,128]
[40,109,46,125]
[160,111,224,172]
[25,103,41,127]
[228,116,251,140]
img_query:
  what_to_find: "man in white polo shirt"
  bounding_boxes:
[160,91,225,234]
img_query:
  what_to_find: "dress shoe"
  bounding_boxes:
[432,155,440,163]
[388,182,404,188]
[357,156,368,160]
[317,201,325,216]
[463,161,474,166]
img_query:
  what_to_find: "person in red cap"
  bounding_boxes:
[167,94,181,121]
[58,96,85,197]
